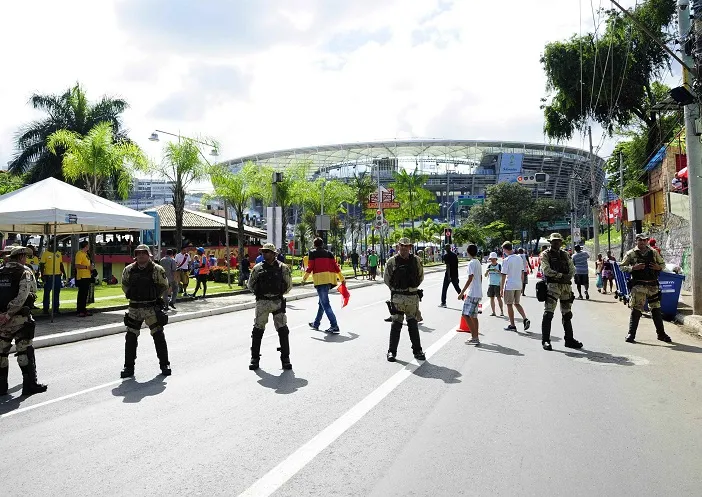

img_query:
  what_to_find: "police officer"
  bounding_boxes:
[384,237,426,362]
[0,246,47,396]
[120,244,171,378]
[540,233,583,351]
[621,233,671,343]
[247,243,293,370]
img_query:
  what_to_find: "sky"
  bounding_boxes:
[0,0,677,187]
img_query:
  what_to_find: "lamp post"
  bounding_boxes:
[444,200,458,226]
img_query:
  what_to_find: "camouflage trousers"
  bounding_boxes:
[544,283,574,315]
[630,284,661,312]
[254,297,287,330]
[391,293,421,323]
[125,304,163,337]
[0,316,34,368]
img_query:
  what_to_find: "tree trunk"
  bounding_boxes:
[235,205,245,261]
[173,181,185,249]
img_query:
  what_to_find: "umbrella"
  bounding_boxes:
[676,166,688,179]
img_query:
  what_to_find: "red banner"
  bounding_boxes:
[600,199,622,225]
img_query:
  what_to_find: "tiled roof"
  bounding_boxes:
[144,204,266,237]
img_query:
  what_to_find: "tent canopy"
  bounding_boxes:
[0,177,155,235]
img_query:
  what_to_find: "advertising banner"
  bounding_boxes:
[497,153,524,183]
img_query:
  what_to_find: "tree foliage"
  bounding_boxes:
[9,83,129,183]
[541,0,677,157]
[0,173,25,196]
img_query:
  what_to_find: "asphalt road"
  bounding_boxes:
[1,269,701,497]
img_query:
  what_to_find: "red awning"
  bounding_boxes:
[677,166,688,179]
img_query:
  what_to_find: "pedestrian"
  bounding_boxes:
[159,249,178,310]
[484,252,504,316]
[540,233,582,351]
[120,245,171,378]
[621,233,671,344]
[572,245,591,300]
[368,250,379,281]
[191,247,210,299]
[209,252,217,268]
[518,248,531,296]
[649,238,662,255]
[384,237,425,362]
[277,250,286,263]
[303,237,345,334]
[350,250,359,278]
[239,253,251,287]
[458,244,482,345]
[439,244,461,308]
[359,251,368,279]
[174,246,192,296]
[601,251,616,294]
[75,240,92,317]
[39,239,66,315]
[0,246,48,396]
[595,254,604,293]
[247,243,293,370]
[500,242,530,332]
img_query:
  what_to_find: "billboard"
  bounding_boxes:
[497,153,524,183]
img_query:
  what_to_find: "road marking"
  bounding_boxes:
[237,324,458,497]
[0,379,123,420]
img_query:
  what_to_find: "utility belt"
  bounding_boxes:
[627,279,659,291]
[545,277,571,285]
[256,295,284,301]
[128,300,157,308]
[392,290,418,296]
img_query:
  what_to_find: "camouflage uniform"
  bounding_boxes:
[0,258,47,396]
[620,246,670,342]
[540,247,581,348]
[120,259,171,377]
[247,258,293,370]
[384,253,425,360]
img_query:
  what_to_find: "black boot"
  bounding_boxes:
[626,310,641,343]
[387,321,402,362]
[651,308,672,343]
[541,311,553,351]
[407,319,425,360]
[152,330,171,376]
[20,347,47,396]
[249,327,264,370]
[562,312,583,349]
[120,332,138,378]
[0,365,8,396]
[277,326,292,370]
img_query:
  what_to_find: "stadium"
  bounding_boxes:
[223,139,606,223]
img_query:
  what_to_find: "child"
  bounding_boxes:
[458,244,482,345]
[484,252,504,316]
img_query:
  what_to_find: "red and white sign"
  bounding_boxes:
[600,199,622,225]
[366,188,400,209]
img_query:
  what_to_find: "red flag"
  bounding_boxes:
[339,282,350,308]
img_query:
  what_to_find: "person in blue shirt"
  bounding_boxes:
[484,252,504,316]
[572,245,591,299]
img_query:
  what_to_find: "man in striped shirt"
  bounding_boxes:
[303,238,345,334]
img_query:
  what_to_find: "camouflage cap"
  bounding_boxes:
[9,246,32,257]
[261,243,278,252]
[635,233,650,240]
[548,233,564,241]
[397,237,412,246]
[134,244,152,255]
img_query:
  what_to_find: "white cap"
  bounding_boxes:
[489,252,498,259]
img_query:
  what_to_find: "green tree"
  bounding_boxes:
[10,83,129,183]
[523,199,570,246]
[273,163,307,253]
[350,171,376,251]
[453,222,485,246]
[469,182,534,237]
[540,0,678,157]
[157,139,212,248]
[47,122,146,199]
[209,162,271,259]
[390,168,427,242]
[0,173,25,196]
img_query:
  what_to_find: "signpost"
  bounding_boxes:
[457,195,485,207]
[367,187,400,209]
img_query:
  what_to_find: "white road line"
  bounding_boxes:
[237,324,459,497]
[0,379,123,420]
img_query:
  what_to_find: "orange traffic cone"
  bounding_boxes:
[457,315,471,333]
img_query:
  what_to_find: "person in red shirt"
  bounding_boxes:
[303,238,345,334]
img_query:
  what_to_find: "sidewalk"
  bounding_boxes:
[29,264,450,349]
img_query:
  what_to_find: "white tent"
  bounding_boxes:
[0,177,154,235]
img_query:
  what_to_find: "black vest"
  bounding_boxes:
[0,264,30,312]
[391,256,420,289]
[254,262,285,296]
[631,250,658,281]
[128,263,158,301]
[545,249,571,284]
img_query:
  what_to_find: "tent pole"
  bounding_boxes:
[51,222,57,324]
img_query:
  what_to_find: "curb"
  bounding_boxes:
[30,264,449,350]
[674,312,702,338]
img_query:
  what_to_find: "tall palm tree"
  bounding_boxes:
[10,83,129,183]
[391,168,427,243]
[350,171,376,252]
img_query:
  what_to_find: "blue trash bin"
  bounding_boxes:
[658,272,686,319]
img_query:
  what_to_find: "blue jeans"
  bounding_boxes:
[313,284,337,328]
[43,275,62,311]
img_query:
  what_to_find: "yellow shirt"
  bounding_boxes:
[75,251,91,280]
[26,256,39,270]
[40,251,63,275]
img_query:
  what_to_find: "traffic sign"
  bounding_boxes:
[367,188,400,209]
[457,195,485,207]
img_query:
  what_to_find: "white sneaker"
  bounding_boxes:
[467,338,480,346]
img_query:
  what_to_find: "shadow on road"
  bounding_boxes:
[396,359,462,384]
[111,375,168,403]
[635,341,702,354]
[418,325,435,333]
[310,332,360,344]
[556,348,637,366]
[517,330,561,342]
[255,369,308,394]
[477,343,525,356]
[0,384,31,415]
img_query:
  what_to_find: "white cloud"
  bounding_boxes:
[0,0,670,174]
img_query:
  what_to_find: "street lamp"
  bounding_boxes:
[443,200,458,226]
[148,130,219,157]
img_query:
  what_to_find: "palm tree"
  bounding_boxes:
[10,83,129,183]
[274,162,307,253]
[157,139,211,248]
[390,168,427,243]
[350,171,376,251]
[210,162,271,260]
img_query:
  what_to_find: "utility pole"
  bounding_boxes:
[224,199,231,287]
[679,0,702,314]
[619,151,625,260]
[589,126,600,258]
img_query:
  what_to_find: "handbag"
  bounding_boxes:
[536,280,548,302]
